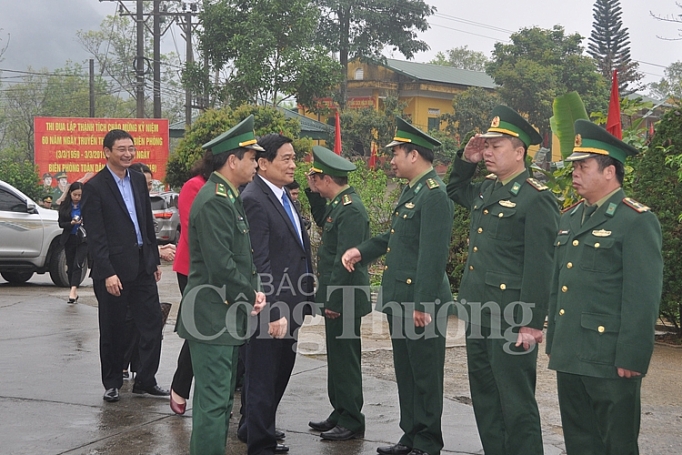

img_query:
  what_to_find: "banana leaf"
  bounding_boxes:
[551,92,589,159]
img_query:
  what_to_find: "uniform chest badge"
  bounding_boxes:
[558,229,570,235]
[499,200,516,208]
[405,202,415,209]
[592,229,612,237]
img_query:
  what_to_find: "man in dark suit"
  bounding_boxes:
[82,129,169,403]
[239,133,314,455]
[342,119,455,455]
[546,120,663,455]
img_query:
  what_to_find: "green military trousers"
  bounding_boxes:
[388,314,447,455]
[188,341,239,455]
[466,324,543,455]
[557,371,641,455]
[324,314,365,433]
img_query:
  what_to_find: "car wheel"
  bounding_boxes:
[1,271,34,284]
[49,246,89,287]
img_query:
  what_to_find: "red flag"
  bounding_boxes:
[369,143,377,170]
[333,109,342,155]
[606,69,622,139]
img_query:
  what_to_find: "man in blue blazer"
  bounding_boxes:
[238,133,315,455]
[82,129,167,403]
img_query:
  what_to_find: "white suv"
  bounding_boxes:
[0,180,87,286]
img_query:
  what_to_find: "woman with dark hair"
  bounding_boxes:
[58,181,88,303]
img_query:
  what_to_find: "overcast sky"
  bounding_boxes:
[0,0,679,89]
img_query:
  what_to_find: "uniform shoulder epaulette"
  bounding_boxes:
[526,178,548,191]
[562,199,584,214]
[342,194,352,205]
[485,173,497,180]
[215,183,227,198]
[623,197,650,213]
[426,178,439,190]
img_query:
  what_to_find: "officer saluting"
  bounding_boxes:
[305,146,371,441]
[342,118,454,455]
[546,119,663,455]
[447,105,559,455]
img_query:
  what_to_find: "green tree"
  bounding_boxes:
[197,0,342,110]
[0,159,42,201]
[486,26,609,135]
[441,87,501,142]
[649,61,682,102]
[429,45,489,71]
[631,107,682,331]
[165,104,304,188]
[314,0,435,107]
[587,0,643,93]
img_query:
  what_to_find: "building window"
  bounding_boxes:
[354,68,364,80]
[428,117,440,132]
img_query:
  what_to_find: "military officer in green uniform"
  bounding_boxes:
[546,119,663,455]
[176,115,267,455]
[447,105,559,455]
[305,145,371,441]
[342,119,454,455]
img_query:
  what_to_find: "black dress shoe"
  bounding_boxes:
[407,450,429,455]
[132,383,170,396]
[309,418,335,432]
[274,443,289,453]
[275,429,286,440]
[377,443,412,455]
[320,425,364,441]
[103,388,119,402]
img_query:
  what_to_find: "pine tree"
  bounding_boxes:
[587,0,643,93]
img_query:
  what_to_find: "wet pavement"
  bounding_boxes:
[0,268,567,455]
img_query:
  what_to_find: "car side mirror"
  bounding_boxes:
[26,202,38,214]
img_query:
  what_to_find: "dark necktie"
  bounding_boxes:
[582,204,597,225]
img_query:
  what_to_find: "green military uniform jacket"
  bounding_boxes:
[306,186,372,317]
[546,189,663,378]
[447,154,559,329]
[357,169,454,316]
[177,172,259,345]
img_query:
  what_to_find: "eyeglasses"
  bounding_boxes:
[114,147,136,153]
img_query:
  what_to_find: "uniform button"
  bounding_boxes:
[469,265,474,270]
[500,284,506,290]
[477,227,483,234]
[573,240,579,246]
[384,265,388,270]
[406,278,412,284]
[559,309,565,316]
[561,285,568,292]
[403,214,407,219]
[387,247,391,252]
[395,211,399,216]
[473,246,478,252]
[594,242,600,248]
[598,326,605,333]
[316,272,320,277]
[567,262,573,268]
[556,241,561,246]
[391,229,395,234]
[225,300,229,305]
[483,209,489,215]
[498,212,504,218]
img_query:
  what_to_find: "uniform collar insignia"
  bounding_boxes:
[405,202,415,209]
[499,200,516,208]
[511,182,521,195]
[606,202,617,216]
[414,183,423,194]
[592,229,612,237]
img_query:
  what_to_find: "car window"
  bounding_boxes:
[0,188,26,212]
[150,197,167,211]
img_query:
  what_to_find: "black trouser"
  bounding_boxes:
[63,234,88,287]
[95,253,163,390]
[171,272,194,398]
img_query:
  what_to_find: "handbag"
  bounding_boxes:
[77,225,87,242]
